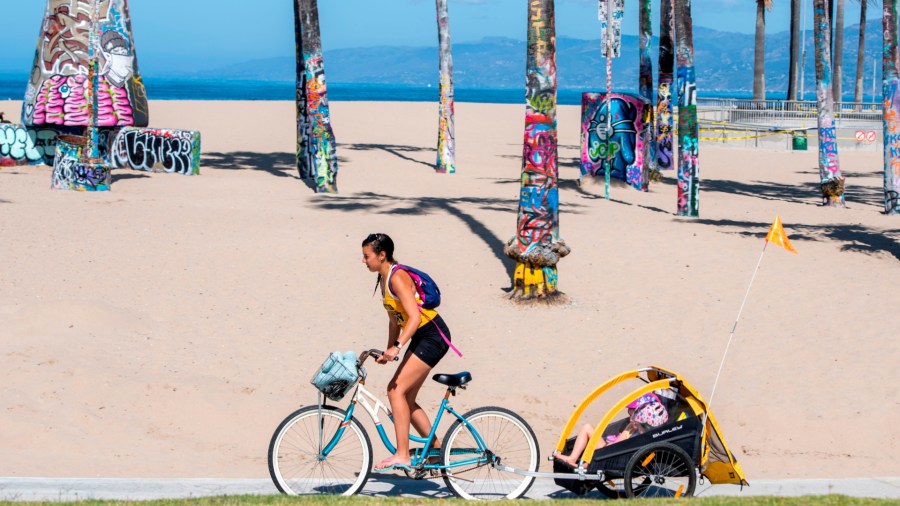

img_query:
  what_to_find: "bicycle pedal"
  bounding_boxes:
[414,469,442,480]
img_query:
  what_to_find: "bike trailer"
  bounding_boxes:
[552,366,748,497]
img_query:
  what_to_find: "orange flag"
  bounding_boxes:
[765,215,798,254]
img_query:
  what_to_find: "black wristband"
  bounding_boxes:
[393,340,402,348]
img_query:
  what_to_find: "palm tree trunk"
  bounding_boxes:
[832,0,846,103]
[813,0,844,205]
[675,0,699,216]
[883,0,900,214]
[657,0,675,172]
[829,0,835,45]
[788,0,802,100]
[435,0,455,174]
[753,1,767,101]
[294,0,339,193]
[505,0,570,300]
[853,0,867,103]
[639,0,656,180]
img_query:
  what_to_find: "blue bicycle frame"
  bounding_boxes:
[318,382,490,471]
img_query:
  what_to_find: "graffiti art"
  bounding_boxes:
[657,0,675,172]
[50,135,110,191]
[23,0,148,129]
[107,127,201,175]
[675,0,699,217]
[505,0,570,299]
[599,0,625,59]
[435,0,456,174]
[580,92,649,191]
[813,0,843,205]
[294,0,339,193]
[883,1,900,214]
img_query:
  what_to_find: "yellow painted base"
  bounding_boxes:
[511,262,560,299]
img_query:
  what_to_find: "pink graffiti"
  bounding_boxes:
[523,113,556,175]
[33,74,89,125]
[97,78,135,125]
[32,74,134,127]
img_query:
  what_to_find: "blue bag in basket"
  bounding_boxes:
[311,351,359,401]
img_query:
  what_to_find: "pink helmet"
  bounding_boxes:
[627,393,669,427]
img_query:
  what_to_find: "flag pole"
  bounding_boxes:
[700,240,769,439]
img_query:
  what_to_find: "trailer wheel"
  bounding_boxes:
[594,477,626,499]
[623,443,696,498]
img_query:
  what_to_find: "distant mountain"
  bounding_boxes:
[169,23,885,96]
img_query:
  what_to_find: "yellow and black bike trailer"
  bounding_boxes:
[545,366,748,498]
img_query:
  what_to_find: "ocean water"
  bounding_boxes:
[0,77,582,104]
[0,76,868,105]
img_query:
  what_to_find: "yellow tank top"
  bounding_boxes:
[382,265,438,329]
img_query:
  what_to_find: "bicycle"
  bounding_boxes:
[267,348,540,499]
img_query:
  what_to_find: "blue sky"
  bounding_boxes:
[0,0,873,75]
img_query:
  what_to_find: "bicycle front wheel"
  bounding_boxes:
[441,406,539,500]
[268,405,372,496]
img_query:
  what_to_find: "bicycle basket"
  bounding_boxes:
[310,351,360,401]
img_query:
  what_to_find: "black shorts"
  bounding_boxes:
[405,314,451,368]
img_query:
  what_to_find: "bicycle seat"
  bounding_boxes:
[432,372,472,387]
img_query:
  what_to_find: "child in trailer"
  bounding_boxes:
[553,393,669,467]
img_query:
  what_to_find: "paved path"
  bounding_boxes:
[1,477,898,501]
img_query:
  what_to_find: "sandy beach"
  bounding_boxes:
[0,98,897,481]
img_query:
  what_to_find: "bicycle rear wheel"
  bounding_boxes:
[441,406,539,500]
[268,405,372,496]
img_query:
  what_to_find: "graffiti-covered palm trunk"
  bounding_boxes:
[504,0,570,300]
[813,0,844,205]
[639,0,655,180]
[656,0,675,172]
[674,0,699,216]
[294,0,338,193]
[87,3,100,158]
[883,0,900,214]
[435,0,456,174]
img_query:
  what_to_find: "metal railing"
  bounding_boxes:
[695,98,882,129]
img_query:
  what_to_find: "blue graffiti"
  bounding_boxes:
[587,97,638,179]
[519,186,558,211]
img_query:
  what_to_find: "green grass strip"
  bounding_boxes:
[0,495,894,506]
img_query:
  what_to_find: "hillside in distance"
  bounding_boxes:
[182,23,883,95]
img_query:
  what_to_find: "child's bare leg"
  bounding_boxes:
[554,424,598,466]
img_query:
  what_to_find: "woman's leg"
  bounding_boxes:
[376,353,432,469]
[406,382,441,455]
[407,388,438,447]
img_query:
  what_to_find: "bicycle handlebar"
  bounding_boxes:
[357,348,399,366]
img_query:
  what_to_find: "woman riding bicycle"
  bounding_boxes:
[361,233,453,472]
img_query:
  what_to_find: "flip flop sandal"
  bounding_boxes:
[373,458,412,473]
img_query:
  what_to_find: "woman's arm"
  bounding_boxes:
[391,270,422,338]
[387,318,400,348]
[379,270,421,363]
[377,313,403,364]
